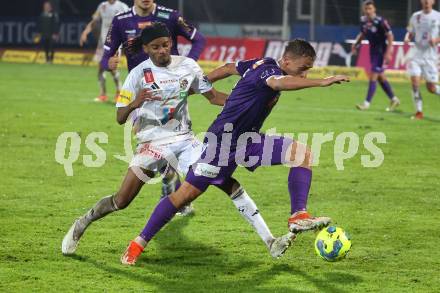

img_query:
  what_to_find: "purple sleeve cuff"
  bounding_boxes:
[187,31,206,61]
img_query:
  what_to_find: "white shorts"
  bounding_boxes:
[130,137,203,176]
[407,58,439,83]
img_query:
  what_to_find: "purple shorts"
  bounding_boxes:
[370,53,385,73]
[186,134,294,192]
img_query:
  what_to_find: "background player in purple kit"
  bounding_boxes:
[121,39,350,265]
[352,0,400,111]
[102,0,205,72]
[103,0,206,212]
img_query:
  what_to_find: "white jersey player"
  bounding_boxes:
[405,0,440,119]
[80,0,129,103]
[118,55,212,173]
[62,23,293,260]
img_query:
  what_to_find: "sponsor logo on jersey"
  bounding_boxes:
[139,144,163,160]
[125,29,136,34]
[138,21,152,29]
[143,68,155,83]
[194,163,220,178]
[157,12,170,19]
[159,79,179,84]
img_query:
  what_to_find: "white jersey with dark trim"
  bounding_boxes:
[94,0,129,45]
[407,9,440,60]
[116,55,212,143]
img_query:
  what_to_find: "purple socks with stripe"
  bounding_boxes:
[379,79,395,100]
[365,81,377,103]
[140,197,178,242]
[288,167,312,214]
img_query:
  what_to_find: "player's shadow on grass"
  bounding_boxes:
[269,264,362,293]
[68,216,362,292]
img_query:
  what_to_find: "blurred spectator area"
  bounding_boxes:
[1,0,439,47]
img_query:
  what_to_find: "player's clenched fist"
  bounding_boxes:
[129,89,161,109]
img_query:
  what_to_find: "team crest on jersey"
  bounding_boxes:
[180,78,189,90]
[138,22,152,29]
[143,68,155,83]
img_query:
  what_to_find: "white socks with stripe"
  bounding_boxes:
[231,187,274,248]
[412,88,423,112]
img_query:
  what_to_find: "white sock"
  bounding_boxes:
[412,89,423,112]
[435,85,440,95]
[363,101,370,107]
[231,187,274,248]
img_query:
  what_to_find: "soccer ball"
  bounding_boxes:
[314,226,351,262]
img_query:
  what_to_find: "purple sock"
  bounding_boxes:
[365,80,377,103]
[379,80,395,100]
[288,167,312,214]
[140,197,178,242]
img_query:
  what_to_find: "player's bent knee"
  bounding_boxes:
[427,83,436,93]
[169,181,202,208]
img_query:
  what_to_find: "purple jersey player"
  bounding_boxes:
[102,0,205,72]
[121,39,349,265]
[352,0,400,111]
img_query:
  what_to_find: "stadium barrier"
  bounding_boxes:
[1,38,416,82]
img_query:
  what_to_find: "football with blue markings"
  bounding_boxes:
[314,226,351,262]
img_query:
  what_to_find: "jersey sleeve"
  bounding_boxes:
[235,58,258,76]
[120,2,129,11]
[359,18,366,34]
[92,4,102,21]
[100,17,123,71]
[172,11,206,60]
[381,18,392,35]
[188,60,213,94]
[407,14,415,34]
[116,67,141,108]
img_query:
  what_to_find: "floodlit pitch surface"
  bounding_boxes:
[1,62,439,292]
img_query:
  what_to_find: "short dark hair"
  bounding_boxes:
[363,0,375,6]
[283,39,316,59]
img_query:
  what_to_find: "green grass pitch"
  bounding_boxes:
[1,62,440,292]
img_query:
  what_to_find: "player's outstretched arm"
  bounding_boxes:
[201,88,229,106]
[206,63,239,83]
[266,75,350,91]
[79,20,95,46]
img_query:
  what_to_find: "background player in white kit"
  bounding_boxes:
[62,23,293,258]
[405,0,440,120]
[80,0,129,103]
